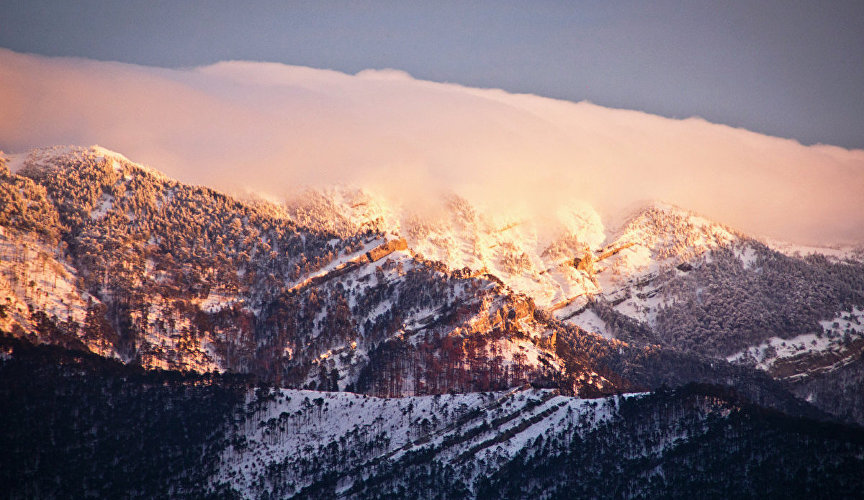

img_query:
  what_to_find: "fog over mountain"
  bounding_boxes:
[1,48,862,245]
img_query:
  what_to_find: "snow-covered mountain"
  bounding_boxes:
[282,177,864,420]
[0,146,601,396]
[3,337,861,498]
[3,145,864,496]
[2,145,864,422]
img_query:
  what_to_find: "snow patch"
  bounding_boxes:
[763,238,863,261]
[89,194,114,219]
[213,387,634,497]
[568,308,611,339]
[727,307,864,372]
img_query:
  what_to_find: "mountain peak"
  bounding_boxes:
[7,145,180,185]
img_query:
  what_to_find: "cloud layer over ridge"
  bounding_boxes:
[1,49,862,244]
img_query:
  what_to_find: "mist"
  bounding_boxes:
[1,48,862,245]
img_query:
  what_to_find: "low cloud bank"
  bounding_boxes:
[1,49,862,244]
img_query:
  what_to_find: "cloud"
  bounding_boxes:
[1,48,862,245]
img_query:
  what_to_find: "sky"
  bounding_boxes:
[0,1,863,149]
[0,2,862,245]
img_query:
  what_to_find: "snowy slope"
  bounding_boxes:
[268,187,864,395]
[0,147,582,395]
[288,189,606,310]
[213,386,639,498]
[292,192,746,329]
[726,306,864,379]
[5,145,863,424]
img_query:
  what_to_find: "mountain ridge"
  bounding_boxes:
[1,145,863,426]
[4,144,864,497]
[2,334,862,498]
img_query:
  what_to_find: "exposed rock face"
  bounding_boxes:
[366,238,407,261]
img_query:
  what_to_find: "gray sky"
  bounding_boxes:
[0,1,862,148]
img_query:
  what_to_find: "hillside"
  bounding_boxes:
[3,145,864,497]
[2,336,862,498]
[2,146,863,422]
[0,147,610,396]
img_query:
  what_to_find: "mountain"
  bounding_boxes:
[283,181,864,423]
[2,145,864,496]
[2,335,863,498]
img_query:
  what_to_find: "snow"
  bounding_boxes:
[3,146,87,176]
[598,203,737,289]
[614,288,665,325]
[763,238,863,261]
[198,291,240,313]
[285,237,384,291]
[214,387,634,497]
[9,145,172,184]
[726,333,833,370]
[819,307,864,335]
[567,308,610,338]
[284,191,758,351]
[550,202,745,340]
[3,153,27,173]
[726,307,864,373]
[734,243,759,269]
[89,194,114,219]
[90,145,132,165]
[132,296,220,372]
[0,232,89,326]
[291,189,612,310]
[281,192,755,347]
